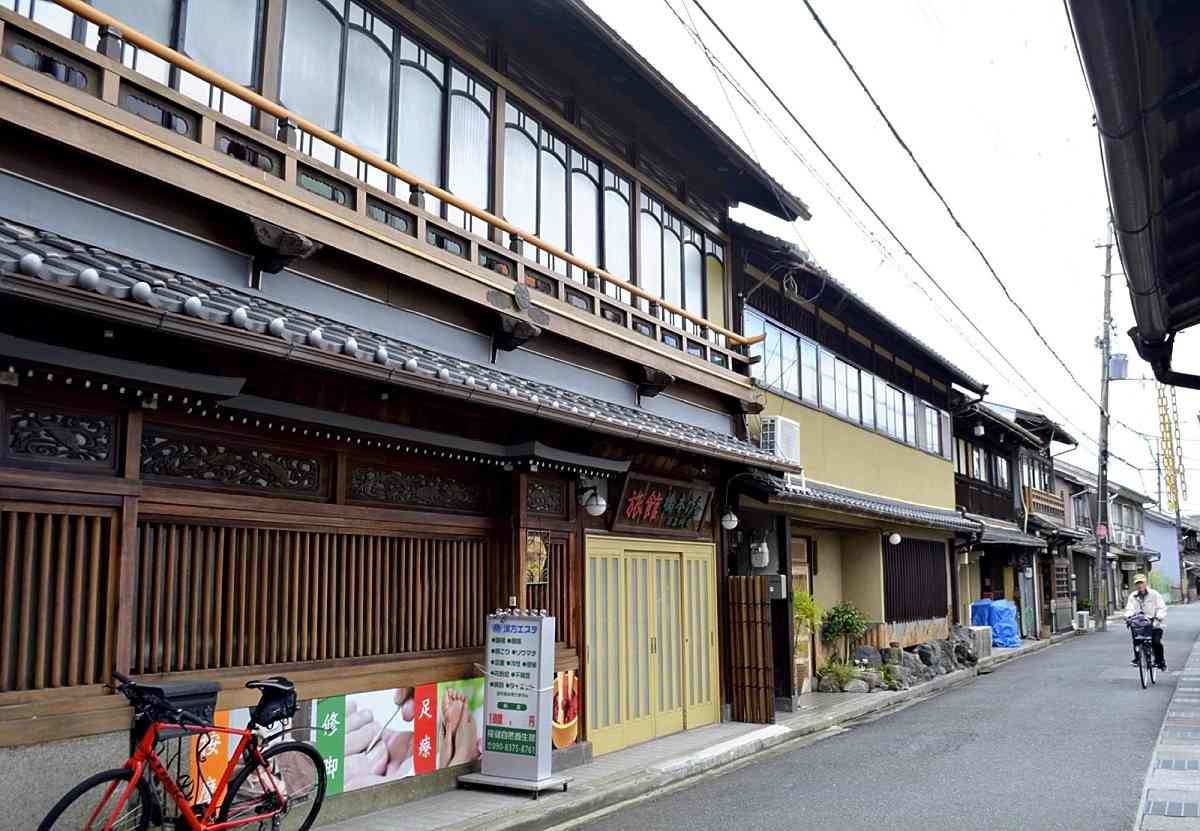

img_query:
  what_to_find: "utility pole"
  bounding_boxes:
[1095,221,1114,631]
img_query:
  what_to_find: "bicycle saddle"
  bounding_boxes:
[246,676,294,693]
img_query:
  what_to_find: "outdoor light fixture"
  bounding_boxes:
[721,511,739,531]
[973,422,986,437]
[577,483,608,517]
[887,532,902,545]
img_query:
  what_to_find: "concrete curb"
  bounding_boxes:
[442,633,1081,831]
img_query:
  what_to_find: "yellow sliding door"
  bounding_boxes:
[584,536,718,755]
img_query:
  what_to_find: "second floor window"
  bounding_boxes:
[1073,493,1092,529]
[994,455,1011,490]
[279,0,492,233]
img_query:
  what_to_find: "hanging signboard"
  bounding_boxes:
[611,475,713,536]
[459,611,569,795]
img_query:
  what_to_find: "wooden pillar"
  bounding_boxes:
[490,86,507,246]
[258,0,287,139]
[112,408,143,676]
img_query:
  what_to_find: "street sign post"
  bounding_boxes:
[459,610,570,797]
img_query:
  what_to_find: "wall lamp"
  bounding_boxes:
[577,481,608,517]
[721,470,770,532]
[887,531,903,545]
[973,422,986,437]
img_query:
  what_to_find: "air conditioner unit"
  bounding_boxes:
[760,415,801,466]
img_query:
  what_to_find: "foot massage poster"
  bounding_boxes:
[190,678,485,800]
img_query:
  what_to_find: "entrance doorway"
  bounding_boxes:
[584,536,719,755]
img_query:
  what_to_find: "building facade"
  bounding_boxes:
[0,0,818,822]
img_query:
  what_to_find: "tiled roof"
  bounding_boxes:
[0,217,793,470]
[777,478,980,533]
[966,513,1046,548]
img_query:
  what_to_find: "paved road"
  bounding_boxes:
[578,605,1200,831]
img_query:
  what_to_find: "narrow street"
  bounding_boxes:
[577,606,1200,831]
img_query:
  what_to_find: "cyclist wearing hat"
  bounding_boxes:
[1124,573,1167,670]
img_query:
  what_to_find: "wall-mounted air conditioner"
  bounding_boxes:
[760,415,801,466]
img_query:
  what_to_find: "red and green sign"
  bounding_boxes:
[613,476,713,534]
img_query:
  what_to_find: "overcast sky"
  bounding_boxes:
[584,0,1200,514]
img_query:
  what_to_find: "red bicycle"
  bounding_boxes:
[38,672,325,831]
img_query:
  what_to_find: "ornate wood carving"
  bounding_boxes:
[527,480,565,515]
[350,466,484,512]
[7,406,115,464]
[140,430,322,494]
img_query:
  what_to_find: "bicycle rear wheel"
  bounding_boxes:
[218,741,325,831]
[38,768,152,831]
[1138,648,1147,689]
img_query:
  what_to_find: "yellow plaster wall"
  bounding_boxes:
[759,393,955,508]
[841,531,884,621]
[810,531,843,612]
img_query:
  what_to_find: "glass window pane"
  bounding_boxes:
[847,365,860,422]
[95,0,173,42]
[875,378,887,431]
[780,333,798,397]
[861,372,875,428]
[31,1,75,38]
[683,243,704,319]
[538,145,567,271]
[571,170,600,278]
[280,0,342,131]
[904,394,916,444]
[342,27,392,158]
[604,186,631,283]
[447,89,491,234]
[663,225,682,314]
[184,0,259,84]
[800,340,818,404]
[819,349,836,411]
[744,311,765,384]
[764,324,783,391]
[396,64,444,187]
[503,127,538,233]
[639,211,663,301]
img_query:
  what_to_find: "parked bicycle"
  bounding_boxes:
[1128,612,1157,689]
[38,672,325,831]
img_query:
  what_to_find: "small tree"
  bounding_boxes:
[821,601,869,662]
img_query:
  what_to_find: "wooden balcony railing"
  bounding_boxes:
[0,1,760,379]
[955,477,1015,521]
[1024,486,1066,524]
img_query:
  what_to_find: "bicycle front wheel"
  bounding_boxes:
[1147,643,1158,685]
[218,741,326,831]
[38,768,152,831]
[1137,648,1147,689]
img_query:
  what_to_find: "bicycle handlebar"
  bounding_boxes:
[111,672,210,728]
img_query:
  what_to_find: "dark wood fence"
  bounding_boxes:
[727,575,774,724]
[883,538,950,623]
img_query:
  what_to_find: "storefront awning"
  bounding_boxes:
[966,514,1046,549]
[773,478,980,533]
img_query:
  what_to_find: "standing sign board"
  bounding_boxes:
[459,611,570,796]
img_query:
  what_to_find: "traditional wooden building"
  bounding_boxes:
[0,0,811,821]
[722,223,984,713]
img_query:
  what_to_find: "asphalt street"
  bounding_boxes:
[577,605,1200,831]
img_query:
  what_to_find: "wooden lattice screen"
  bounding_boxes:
[526,533,577,648]
[0,506,116,692]
[727,575,775,724]
[132,521,488,674]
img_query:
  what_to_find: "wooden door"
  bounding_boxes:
[727,575,775,723]
[653,551,685,736]
[790,536,813,695]
[585,541,626,756]
[584,537,718,754]
[683,549,719,729]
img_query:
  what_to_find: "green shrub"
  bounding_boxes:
[1076,597,1092,611]
[821,601,870,661]
[793,591,822,633]
[879,663,902,691]
[816,658,859,688]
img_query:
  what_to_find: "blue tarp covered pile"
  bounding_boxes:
[968,598,1021,648]
[989,600,1021,648]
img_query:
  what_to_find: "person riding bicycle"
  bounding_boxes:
[1124,573,1167,670]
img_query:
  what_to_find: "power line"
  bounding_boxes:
[795,0,1158,443]
[676,0,1146,470]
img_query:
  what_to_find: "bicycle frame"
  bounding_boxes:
[97,719,283,831]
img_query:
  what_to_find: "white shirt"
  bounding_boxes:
[1125,588,1167,629]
